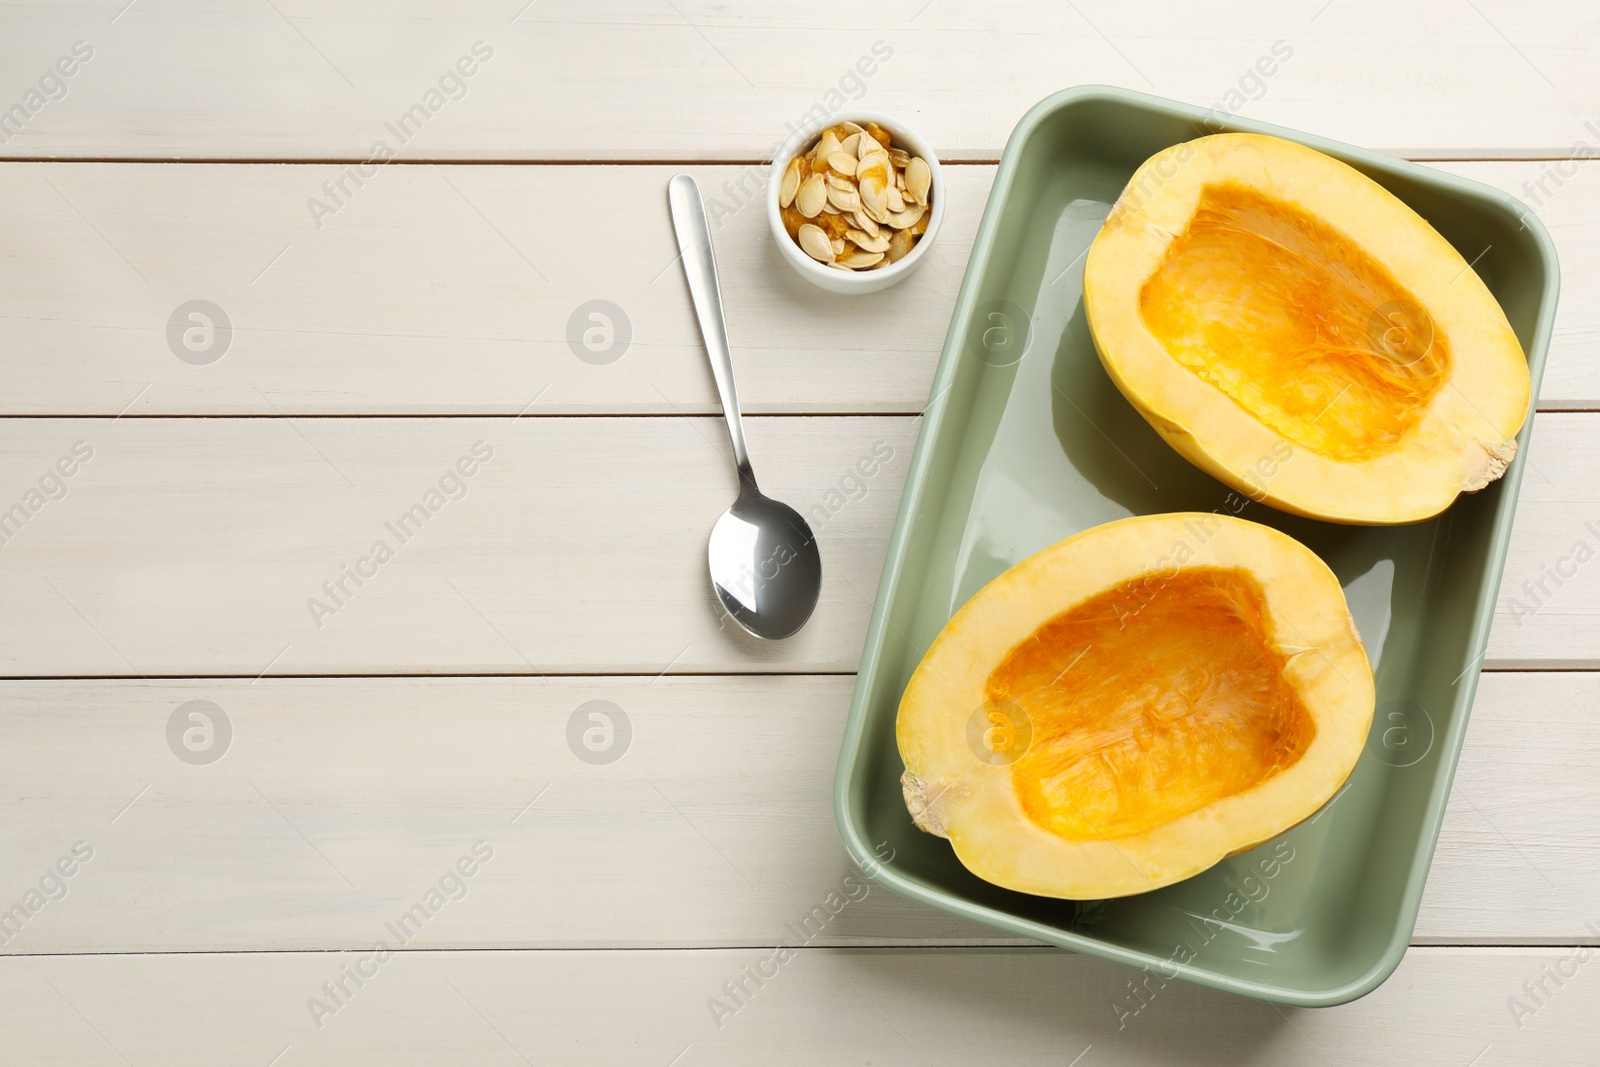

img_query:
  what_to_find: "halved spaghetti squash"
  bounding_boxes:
[1084,133,1530,524]
[897,513,1373,899]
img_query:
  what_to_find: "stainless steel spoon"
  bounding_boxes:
[668,173,822,640]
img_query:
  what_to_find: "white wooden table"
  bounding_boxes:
[0,2,1596,1063]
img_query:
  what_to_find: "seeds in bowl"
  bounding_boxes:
[778,121,932,272]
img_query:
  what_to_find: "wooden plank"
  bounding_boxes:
[0,162,978,417]
[0,160,1589,417]
[1,1,1596,160]
[1434,161,1600,411]
[0,675,988,953]
[0,672,1591,953]
[0,415,917,675]
[1428,671,1600,943]
[0,947,1593,1064]
[0,414,1594,672]
[1491,413,1600,667]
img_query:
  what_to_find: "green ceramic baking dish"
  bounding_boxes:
[832,86,1559,1006]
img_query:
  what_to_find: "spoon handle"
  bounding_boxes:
[668,173,756,489]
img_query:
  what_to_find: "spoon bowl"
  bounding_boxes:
[708,487,822,640]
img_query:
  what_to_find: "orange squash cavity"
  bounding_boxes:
[994,566,1318,842]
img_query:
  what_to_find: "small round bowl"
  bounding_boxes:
[767,110,945,295]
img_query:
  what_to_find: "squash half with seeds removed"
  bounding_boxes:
[1084,133,1530,524]
[897,514,1373,899]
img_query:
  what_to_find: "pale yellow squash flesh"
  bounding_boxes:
[897,514,1374,900]
[1084,133,1530,524]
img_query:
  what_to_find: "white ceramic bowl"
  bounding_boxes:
[767,110,945,295]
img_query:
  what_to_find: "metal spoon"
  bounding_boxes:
[667,173,822,640]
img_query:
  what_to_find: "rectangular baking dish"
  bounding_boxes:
[833,86,1558,1006]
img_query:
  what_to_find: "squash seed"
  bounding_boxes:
[797,223,834,263]
[885,228,914,263]
[838,250,885,269]
[779,158,802,209]
[859,176,889,216]
[906,156,931,205]
[885,201,926,230]
[846,229,891,253]
[828,152,858,177]
[826,184,861,213]
[795,174,828,218]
